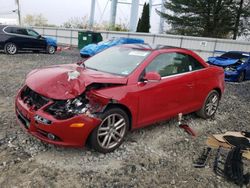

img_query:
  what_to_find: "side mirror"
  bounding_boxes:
[37,35,42,39]
[143,71,161,82]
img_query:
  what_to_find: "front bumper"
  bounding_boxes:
[224,71,241,82]
[15,89,101,147]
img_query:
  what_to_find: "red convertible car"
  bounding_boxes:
[15,44,225,153]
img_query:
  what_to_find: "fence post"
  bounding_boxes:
[55,27,58,41]
[180,37,183,47]
[213,39,218,56]
[70,29,73,46]
[152,34,156,44]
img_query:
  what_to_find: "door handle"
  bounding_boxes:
[186,83,194,88]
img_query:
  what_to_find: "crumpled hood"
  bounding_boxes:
[208,57,239,66]
[44,36,57,47]
[26,64,127,100]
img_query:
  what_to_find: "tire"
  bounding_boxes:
[196,90,220,119]
[47,45,56,54]
[237,71,245,82]
[89,108,129,153]
[4,42,17,55]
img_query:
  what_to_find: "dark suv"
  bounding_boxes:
[0,25,57,55]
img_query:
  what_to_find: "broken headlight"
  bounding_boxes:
[224,66,237,71]
[45,97,89,120]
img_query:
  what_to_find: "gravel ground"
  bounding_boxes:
[0,49,250,188]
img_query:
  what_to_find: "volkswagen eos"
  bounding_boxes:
[15,44,225,153]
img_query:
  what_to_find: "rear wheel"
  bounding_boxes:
[47,45,56,54]
[89,108,129,153]
[4,42,17,55]
[196,90,220,119]
[237,71,245,82]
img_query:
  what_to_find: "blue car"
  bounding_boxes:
[208,51,250,82]
[80,37,144,58]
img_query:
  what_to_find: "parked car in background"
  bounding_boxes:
[0,25,57,55]
[80,37,144,57]
[16,44,224,153]
[208,51,250,82]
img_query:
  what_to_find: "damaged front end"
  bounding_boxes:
[15,85,114,147]
[45,90,109,120]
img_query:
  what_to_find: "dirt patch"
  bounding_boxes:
[0,49,249,188]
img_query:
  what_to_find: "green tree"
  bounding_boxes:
[157,0,237,38]
[136,3,150,32]
[233,0,250,39]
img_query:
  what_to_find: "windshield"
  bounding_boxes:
[221,52,249,59]
[84,46,151,76]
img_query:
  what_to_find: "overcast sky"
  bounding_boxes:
[0,0,164,33]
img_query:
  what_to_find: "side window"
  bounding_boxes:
[145,52,204,77]
[27,29,39,37]
[4,27,12,33]
[16,28,28,35]
[188,55,204,71]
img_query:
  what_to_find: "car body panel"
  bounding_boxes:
[80,37,144,57]
[16,92,101,147]
[26,64,128,100]
[208,51,250,82]
[15,45,225,147]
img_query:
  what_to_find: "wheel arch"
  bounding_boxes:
[104,103,133,131]
[213,87,222,99]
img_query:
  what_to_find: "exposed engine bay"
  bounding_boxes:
[20,83,121,120]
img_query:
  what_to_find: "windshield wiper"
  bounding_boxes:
[86,66,99,71]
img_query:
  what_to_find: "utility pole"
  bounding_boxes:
[16,0,21,25]
[159,0,164,34]
[88,0,96,30]
[129,0,139,32]
[149,0,152,14]
[110,0,118,29]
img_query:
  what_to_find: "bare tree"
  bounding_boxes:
[22,14,48,26]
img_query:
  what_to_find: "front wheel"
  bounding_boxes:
[89,108,129,153]
[196,90,220,119]
[4,42,17,55]
[237,71,245,82]
[46,45,56,54]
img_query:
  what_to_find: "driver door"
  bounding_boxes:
[26,29,47,49]
[136,52,196,127]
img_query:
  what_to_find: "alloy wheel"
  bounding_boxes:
[205,93,219,116]
[97,113,126,149]
[6,43,17,54]
[48,46,55,54]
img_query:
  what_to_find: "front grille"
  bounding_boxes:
[20,86,49,110]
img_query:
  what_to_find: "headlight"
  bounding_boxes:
[224,66,237,71]
[45,97,89,120]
